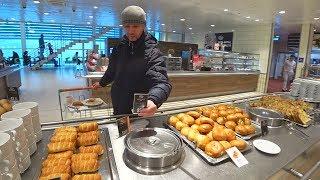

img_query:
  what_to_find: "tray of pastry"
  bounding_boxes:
[33,122,112,180]
[165,114,252,165]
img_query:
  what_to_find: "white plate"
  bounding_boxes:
[253,139,281,154]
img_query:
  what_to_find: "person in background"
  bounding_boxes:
[48,43,54,55]
[10,51,20,65]
[23,51,31,66]
[93,5,172,117]
[0,49,4,64]
[39,34,45,59]
[73,52,81,65]
[282,55,297,91]
[86,51,98,72]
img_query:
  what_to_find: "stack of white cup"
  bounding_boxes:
[13,102,42,142]
[0,118,31,174]
[0,132,21,180]
[1,109,37,155]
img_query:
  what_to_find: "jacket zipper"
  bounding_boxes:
[129,41,134,55]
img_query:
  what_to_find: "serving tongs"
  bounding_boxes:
[285,122,310,141]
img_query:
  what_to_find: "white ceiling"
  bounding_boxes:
[0,0,320,33]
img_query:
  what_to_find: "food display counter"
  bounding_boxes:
[0,65,22,99]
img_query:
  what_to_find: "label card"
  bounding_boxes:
[226,147,249,168]
[132,93,148,114]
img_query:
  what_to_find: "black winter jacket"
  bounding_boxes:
[99,32,172,115]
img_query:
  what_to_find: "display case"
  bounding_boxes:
[198,49,260,72]
[307,65,320,78]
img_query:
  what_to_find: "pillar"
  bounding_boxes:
[20,21,26,53]
[181,32,186,43]
[297,24,314,78]
[92,25,96,47]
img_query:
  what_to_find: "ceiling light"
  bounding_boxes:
[87,22,91,25]
[44,12,49,15]
[161,23,165,26]
[314,29,316,32]
[210,24,215,27]
[93,6,98,9]
[191,32,194,34]
[89,16,93,19]
[50,20,55,22]
[255,19,260,22]
[180,18,185,21]
[314,17,320,20]
[33,1,40,4]
[11,18,15,20]
[246,16,251,19]
[232,29,235,32]
[148,27,151,30]
[173,30,176,33]
[188,27,192,30]
[279,10,286,14]
[119,24,123,27]
[224,9,229,12]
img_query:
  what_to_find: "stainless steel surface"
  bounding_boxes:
[301,160,320,180]
[165,123,252,165]
[283,167,304,178]
[248,107,284,127]
[285,123,310,141]
[21,128,118,180]
[123,128,184,175]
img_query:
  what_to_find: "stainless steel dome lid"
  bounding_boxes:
[124,128,183,158]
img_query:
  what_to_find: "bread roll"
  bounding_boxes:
[51,134,77,143]
[234,113,244,120]
[191,124,200,131]
[195,117,215,126]
[226,109,235,115]
[47,151,73,159]
[234,108,243,113]
[78,122,98,132]
[218,110,228,117]
[78,131,99,138]
[235,125,247,136]
[42,158,71,167]
[77,133,99,146]
[217,104,228,111]
[55,126,77,133]
[209,112,219,121]
[2,103,12,111]
[202,110,212,118]
[244,125,256,135]
[198,124,213,134]
[224,129,236,141]
[71,153,98,162]
[39,173,71,180]
[175,121,188,131]
[71,159,99,174]
[206,131,214,141]
[216,117,227,125]
[41,165,71,176]
[219,141,232,151]
[47,142,76,153]
[181,127,191,137]
[230,139,247,150]
[205,141,224,158]
[186,111,201,119]
[187,129,199,142]
[212,128,227,141]
[79,144,104,155]
[226,114,237,122]
[180,114,195,126]
[0,99,9,105]
[0,107,6,116]
[72,174,101,180]
[195,134,210,150]
[168,116,180,126]
[225,121,237,131]
[176,113,187,120]
[243,118,251,125]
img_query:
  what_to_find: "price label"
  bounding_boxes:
[226,147,249,168]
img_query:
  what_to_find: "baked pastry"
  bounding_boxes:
[41,165,71,176]
[219,141,232,151]
[39,173,71,180]
[42,158,71,167]
[168,116,180,127]
[230,139,247,150]
[187,129,199,142]
[212,128,227,141]
[51,134,77,143]
[243,118,251,125]
[209,112,219,121]
[176,113,187,120]
[225,121,237,131]
[198,124,213,134]
[216,117,227,125]
[195,134,210,150]
[226,109,235,115]
[0,99,9,105]
[47,142,76,153]
[77,133,99,146]
[175,121,188,131]
[79,144,104,155]
[195,117,215,126]
[234,107,243,113]
[205,141,224,158]
[235,125,247,136]
[191,124,199,131]
[2,103,12,111]
[71,159,99,174]
[224,129,236,141]
[71,153,98,162]
[202,109,212,118]
[72,174,101,180]
[180,114,195,126]
[55,126,77,133]
[237,119,245,125]
[206,131,214,141]
[234,113,244,120]
[244,125,256,135]
[218,110,228,117]
[0,107,6,116]
[217,104,228,111]
[242,113,250,118]
[47,151,73,159]
[186,111,201,119]
[78,131,99,138]
[226,114,237,122]
[78,122,98,132]
[181,127,191,137]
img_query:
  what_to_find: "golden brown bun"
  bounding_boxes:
[187,129,199,142]
[198,124,213,134]
[71,153,98,162]
[39,173,71,180]
[243,118,251,125]
[55,126,77,133]
[216,117,227,125]
[191,124,200,131]
[237,119,245,125]
[0,107,6,116]
[195,134,210,150]
[42,158,71,167]
[244,125,256,135]
[77,133,99,146]
[41,165,71,177]
[181,127,191,137]
[78,131,99,138]
[226,114,237,122]
[78,122,98,132]
[224,129,237,141]
[47,151,73,159]
[186,111,201,119]
[202,110,212,118]
[230,139,247,150]
[72,174,101,180]
[206,131,214,141]
[50,134,77,143]
[72,101,84,107]
[205,141,224,158]
[226,109,235,115]
[176,113,187,120]
[217,104,228,111]
[79,144,104,155]
[234,113,244,120]
[209,112,219,121]
[218,110,228,117]
[0,99,9,105]
[234,108,243,113]
[195,117,215,126]
[219,141,232,151]
[175,121,188,131]
[180,114,195,126]
[212,128,227,141]
[235,125,247,136]
[168,116,180,127]
[2,103,12,111]
[47,142,76,153]
[71,159,99,174]
[225,121,237,131]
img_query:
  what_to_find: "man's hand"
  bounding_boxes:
[92,82,102,89]
[138,100,157,117]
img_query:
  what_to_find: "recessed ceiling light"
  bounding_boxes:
[246,16,251,19]
[210,24,215,27]
[87,22,91,25]
[314,29,316,32]
[119,24,123,27]
[173,30,176,33]
[11,18,15,20]
[161,23,165,26]
[33,1,40,4]
[180,18,185,21]
[44,12,49,15]
[148,27,151,30]
[188,27,192,30]
[314,17,320,20]
[255,19,260,22]
[89,16,93,19]
[93,6,98,9]
[224,9,229,12]
[50,20,55,22]
[279,10,286,14]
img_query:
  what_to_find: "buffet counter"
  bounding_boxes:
[0,65,22,99]
[84,71,260,102]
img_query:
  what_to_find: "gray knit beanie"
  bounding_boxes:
[121,6,146,25]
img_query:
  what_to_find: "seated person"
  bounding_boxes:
[86,52,98,72]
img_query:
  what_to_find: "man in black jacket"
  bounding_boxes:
[93,5,172,117]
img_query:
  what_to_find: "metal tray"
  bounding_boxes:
[21,128,116,180]
[235,122,262,140]
[164,124,252,166]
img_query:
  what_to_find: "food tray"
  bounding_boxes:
[21,128,115,180]
[235,122,262,140]
[67,98,107,112]
[164,124,252,166]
